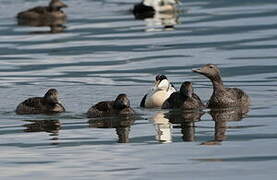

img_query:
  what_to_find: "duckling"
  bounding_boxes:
[87,94,135,118]
[162,81,204,110]
[140,74,176,108]
[16,89,65,115]
[17,0,68,20]
[192,64,251,108]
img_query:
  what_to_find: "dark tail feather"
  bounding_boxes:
[140,94,147,107]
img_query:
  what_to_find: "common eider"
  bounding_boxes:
[133,0,179,20]
[192,64,251,108]
[87,94,135,118]
[140,74,176,108]
[162,81,205,110]
[17,0,68,20]
[16,88,65,115]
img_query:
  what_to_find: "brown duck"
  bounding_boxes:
[87,94,135,118]
[193,64,251,108]
[162,81,204,110]
[16,89,65,115]
[17,0,68,20]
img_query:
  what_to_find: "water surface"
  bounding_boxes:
[0,0,277,179]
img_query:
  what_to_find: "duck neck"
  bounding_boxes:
[210,74,225,92]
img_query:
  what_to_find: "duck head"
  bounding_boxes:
[180,81,193,98]
[44,88,61,104]
[192,64,222,82]
[49,0,68,10]
[113,94,130,110]
[154,74,170,90]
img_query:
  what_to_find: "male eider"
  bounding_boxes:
[192,64,251,108]
[87,94,135,118]
[133,0,179,18]
[16,89,65,115]
[162,81,204,110]
[17,0,68,20]
[140,74,176,108]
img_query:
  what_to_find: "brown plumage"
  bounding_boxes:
[193,64,251,108]
[17,0,68,20]
[87,94,135,118]
[16,89,65,115]
[162,81,204,110]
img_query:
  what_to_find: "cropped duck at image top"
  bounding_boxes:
[162,81,205,110]
[87,94,135,118]
[16,88,65,115]
[140,74,176,108]
[192,64,251,108]
[17,0,68,20]
[133,0,179,17]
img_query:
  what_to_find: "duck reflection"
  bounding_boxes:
[133,0,180,31]
[165,110,204,142]
[201,106,249,145]
[151,112,173,143]
[23,120,61,143]
[88,115,135,143]
[17,18,66,34]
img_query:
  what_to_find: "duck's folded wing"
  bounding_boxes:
[94,101,113,111]
[22,97,43,108]
[140,94,147,107]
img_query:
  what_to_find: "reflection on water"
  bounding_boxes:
[201,106,249,145]
[23,120,61,144]
[133,1,180,31]
[165,110,204,142]
[151,106,249,144]
[17,18,67,33]
[23,119,61,135]
[88,115,135,143]
[144,12,179,31]
[151,112,173,143]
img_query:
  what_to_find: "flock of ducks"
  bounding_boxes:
[16,0,180,32]
[15,64,251,116]
[14,1,250,117]
[13,1,251,144]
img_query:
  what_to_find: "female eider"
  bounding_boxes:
[192,64,251,108]
[16,89,65,115]
[140,74,176,108]
[17,0,68,20]
[87,94,135,118]
[162,81,205,110]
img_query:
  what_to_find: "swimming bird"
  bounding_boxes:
[140,74,176,108]
[162,81,205,110]
[192,64,251,108]
[17,0,68,20]
[16,89,65,115]
[87,94,135,118]
[133,0,179,19]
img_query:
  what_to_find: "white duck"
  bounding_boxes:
[140,74,176,108]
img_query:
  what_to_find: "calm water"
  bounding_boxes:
[0,0,277,179]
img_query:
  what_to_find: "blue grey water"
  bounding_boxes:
[0,0,277,179]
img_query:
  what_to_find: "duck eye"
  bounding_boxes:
[209,66,213,69]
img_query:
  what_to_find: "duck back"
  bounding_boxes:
[16,97,65,114]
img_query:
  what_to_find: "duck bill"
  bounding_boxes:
[192,68,203,74]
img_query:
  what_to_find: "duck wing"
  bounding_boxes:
[28,6,48,14]
[140,94,147,107]
[22,97,44,108]
[94,101,113,112]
